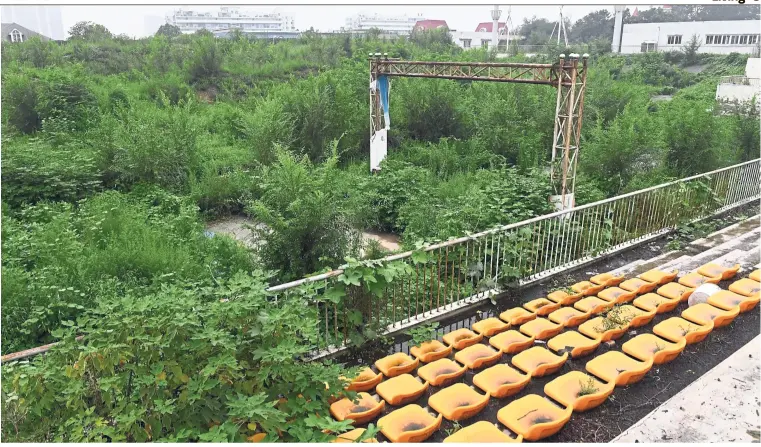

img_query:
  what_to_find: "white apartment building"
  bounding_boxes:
[0,5,64,40]
[167,6,295,35]
[344,13,425,35]
[615,20,761,55]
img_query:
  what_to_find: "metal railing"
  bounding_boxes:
[719,76,761,87]
[2,159,759,363]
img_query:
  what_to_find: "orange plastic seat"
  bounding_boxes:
[416,359,466,387]
[375,353,419,378]
[617,305,657,327]
[544,371,615,412]
[572,280,605,296]
[410,340,452,363]
[443,421,523,443]
[497,394,572,441]
[519,318,563,340]
[697,262,740,281]
[499,307,537,326]
[657,282,694,302]
[547,331,600,358]
[376,374,429,406]
[472,317,510,337]
[331,428,378,443]
[633,293,680,313]
[472,364,531,398]
[578,316,628,342]
[489,330,535,354]
[678,272,720,288]
[345,367,383,392]
[377,404,442,443]
[597,287,636,304]
[547,289,583,305]
[574,296,615,315]
[729,278,761,297]
[590,272,625,287]
[708,290,760,313]
[622,334,686,365]
[428,383,490,421]
[524,298,560,316]
[548,307,590,327]
[330,392,385,425]
[682,302,740,328]
[455,344,502,370]
[619,278,657,295]
[749,270,761,282]
[442,328,483,350]
[511,346,568,377]
[653,317,713,345]
[638,269,678,285]
[585,351,653,386]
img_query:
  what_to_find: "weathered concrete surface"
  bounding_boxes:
[613,335,761,443]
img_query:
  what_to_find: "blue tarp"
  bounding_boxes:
[378,75,390,129]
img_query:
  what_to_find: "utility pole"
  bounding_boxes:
[491,5,501,51]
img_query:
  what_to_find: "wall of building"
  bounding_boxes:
[1,5,64,40]
[451,31,519,51]
[619,20,761,55]
[344,14,423,35]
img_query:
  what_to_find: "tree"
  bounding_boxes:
[155,23,182,38]
[519,17,567,46]
[681,34,702,66]
[570,10,613,43]
[625,5,759,24]
[68,21,112,41]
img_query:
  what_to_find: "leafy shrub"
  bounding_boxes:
[2,72,42,134]
[189,37,225,86]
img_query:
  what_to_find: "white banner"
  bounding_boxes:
[370,129,388,172]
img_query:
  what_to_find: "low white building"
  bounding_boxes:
[616,20,761,55]
[716,58,760,109]
[167,7,295,35]
[344,13,424,35]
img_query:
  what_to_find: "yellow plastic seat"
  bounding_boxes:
[472,317,510,337]
[657,283,694,302]
[511,346,568,377]
[682,302,740,328]
[590,272,625,287]
[443,421,523,443]
[749,270,761,282]
[678,272,720,288]
[578,316,628,342]
[548,307,590,327]
[332,428,378,443]
[708,290,760,313]
[497,394,572,441]
[489,330,535,354]
[428,383,490,421]
[638,269,678,285]
[622,334,686,365]
[375,352,419,378]
[524,297,560,316]
[598,287,636,304]
[345,367,383,392]
[729,278,761,297]
[442,328,483,350]
[376,373,429,406]
[574,296,615,315]
[617,305,657,327]
[499,307,537,326]
[329,392,385,425]
[544,371,615,412]
[585,351,653,386]
[472,364,531,398]
[633,293,680,314]
[572,280,606,296]
[697,262,740,281]
[410,340,452,363]
[620,278,657,295]
[377,404,443,443]
[455,344,502,370]
[416,359,466,387]
[547,331,600,358]
[653,317,713,345]
[519,318,563,340]
[547,289,583,305]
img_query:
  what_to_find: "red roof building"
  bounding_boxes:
[474,22,507,33]
[413,19,449,31]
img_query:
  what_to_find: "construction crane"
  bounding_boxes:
[369,53,589,211]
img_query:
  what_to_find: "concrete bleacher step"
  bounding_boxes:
[689,214,760,249]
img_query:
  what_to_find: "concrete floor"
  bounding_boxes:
[613,334,761,443]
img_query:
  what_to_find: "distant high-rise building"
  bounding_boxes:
[344,13,425,35]
[1,5,64,40]
[166,6,295,35]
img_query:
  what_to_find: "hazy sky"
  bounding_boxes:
[57,5,621,38]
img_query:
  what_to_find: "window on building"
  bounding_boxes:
[750,35,759,44]
[640,42,656,53]
[461,38,471,49]
[731,35,739,45]
[481,39,489,48]
[9,29,23,43]
[667,35,682,45]
[706,35,714,45]
[722,35,730,44]
[740,35,748,45]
